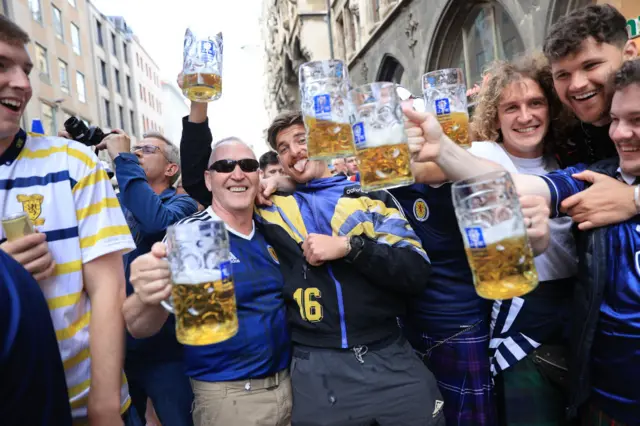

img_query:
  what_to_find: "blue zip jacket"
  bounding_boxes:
[255,175,431,348]
[114,152,198,363]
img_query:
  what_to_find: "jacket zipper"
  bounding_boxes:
[310,191,348,349]
[534,354,568,372]
[574,230,602,406]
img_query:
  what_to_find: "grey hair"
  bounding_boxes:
[208,136,255,166]
[143,132,181,185]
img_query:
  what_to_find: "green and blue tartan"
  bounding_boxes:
[495,356,574,426]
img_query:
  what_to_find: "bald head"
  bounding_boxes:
[208,137,255,167]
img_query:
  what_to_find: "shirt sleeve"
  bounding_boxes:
[540,164,589,218]
[67,142,135,263]
[181,116,213,207]
[114,153,198,235]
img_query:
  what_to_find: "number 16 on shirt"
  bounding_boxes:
[293,288,323,322]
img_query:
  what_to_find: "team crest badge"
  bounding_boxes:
[413,198,429,222]
[17,194,45,226]
[267,245,279,264]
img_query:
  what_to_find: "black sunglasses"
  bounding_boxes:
[208,158,260,173]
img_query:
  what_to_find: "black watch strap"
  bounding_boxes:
[345,235,365,263]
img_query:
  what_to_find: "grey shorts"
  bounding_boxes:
[290,335,445,426]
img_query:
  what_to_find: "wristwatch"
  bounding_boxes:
[345,235,365,263]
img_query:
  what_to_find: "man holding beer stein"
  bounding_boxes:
[178,93,445,424]
[404,58,640,426]
[85,128,198,425]
[401,51,579,424]
[0,16,138,425]
[123,136,292,426]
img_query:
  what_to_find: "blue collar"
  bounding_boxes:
[297,174,349,191]
[0,129,27,166]
[159,187,177,201]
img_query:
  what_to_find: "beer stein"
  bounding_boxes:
[162,221,238,345]
[452,171,538,300]
[349,82,414,191]
[182,28,223,102]
[422,68,471,148]
[299,60,356,160]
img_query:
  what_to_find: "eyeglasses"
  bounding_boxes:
[131,145,161,155]
[132,144,172,162]
[208,158,260,173]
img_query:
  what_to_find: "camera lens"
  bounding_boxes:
[64,117,89,142]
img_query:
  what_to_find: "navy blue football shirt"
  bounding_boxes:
[390,184,491,331]
[0,250,72,425]
[171,208,291,382]
[542,164,640,423]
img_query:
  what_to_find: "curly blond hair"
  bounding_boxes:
[470,52,574,158]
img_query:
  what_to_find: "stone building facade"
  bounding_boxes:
[262,0,332,119]
[333,0,597,95]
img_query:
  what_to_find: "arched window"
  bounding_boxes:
[377,55,404,83]
[445,3,524,86]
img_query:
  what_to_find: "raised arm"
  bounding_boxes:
[403,106,553,206]
[122,243,172,338]
[180,101,213,207]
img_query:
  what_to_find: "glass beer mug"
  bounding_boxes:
[452,171,538,300]
[422,68,471,148]
[299,60,356,160]
[162,221,238,345]
[182,28,223,102]
[349,82,414,191]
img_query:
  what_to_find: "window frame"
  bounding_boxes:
[100,59,108,87]
[35,43,50,82]
[76,71,87,103]
[29,0,43,23]
[70,23,81,55]
[59,59,69,92]
[52,5,64,40]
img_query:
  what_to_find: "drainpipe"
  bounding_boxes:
[326,0,335,59]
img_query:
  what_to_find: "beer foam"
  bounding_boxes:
[173,269,222,285]
[463,218,526,247]
[360,124,406,148]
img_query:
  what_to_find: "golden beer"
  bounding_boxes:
[357,143,413,191]
[304,116,356,160]
[465,235,538,300]
[2,212,34,241]
[182,73,222,102]
[436,111,470,148]
[172,272,238,346]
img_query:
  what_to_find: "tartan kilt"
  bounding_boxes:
[581,404,628,426]
[496,355,574,425]
[404,321,496,426]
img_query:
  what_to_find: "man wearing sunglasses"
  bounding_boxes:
[122,137,292,426]
[177,92,444,424]
[98,129,198,426]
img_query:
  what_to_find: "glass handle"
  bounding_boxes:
[160,298,174,314]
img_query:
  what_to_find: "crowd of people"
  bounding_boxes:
[0,3,639,426]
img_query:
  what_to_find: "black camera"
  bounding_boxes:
[64,117,109,147]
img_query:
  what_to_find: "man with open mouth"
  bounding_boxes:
[178,100,445,424]
[0,15,138,425]
[407,57,640,426]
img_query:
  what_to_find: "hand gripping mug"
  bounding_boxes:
[298,60,356,160]
[423,68,471,148]
[349,82,414,191]
[452,171,538,300]
[182,28,223,102]
[162,221,238,345]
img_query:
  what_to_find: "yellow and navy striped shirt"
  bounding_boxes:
[0,131,135,420]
